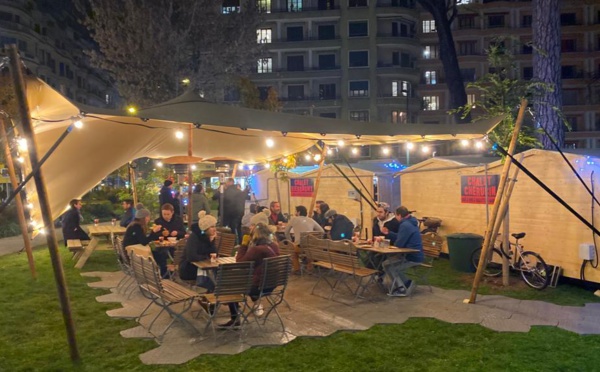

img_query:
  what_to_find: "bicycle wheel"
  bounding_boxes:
[518,251,550,290]
[471,247,503,277]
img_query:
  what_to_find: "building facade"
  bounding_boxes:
[0,0,117,108]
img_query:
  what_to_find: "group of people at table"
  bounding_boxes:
[61,178,424,328]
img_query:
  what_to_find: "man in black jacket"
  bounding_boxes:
[149,203,186,277]
[61,199,90,245]
[324,209,354,241]
[159,179,176,208]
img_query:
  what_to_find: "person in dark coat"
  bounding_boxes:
[119,199,135,227]
[219,223,280,329]
[267,200,288,225]
[222,178,247,243]
[122,208,162,248]
[62,199,90,245]
[179,211,218,291]
[159,179,176,208]
[324,209,354,241]
[312,201,331,228]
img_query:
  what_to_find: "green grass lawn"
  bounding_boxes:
[1,247,600,371]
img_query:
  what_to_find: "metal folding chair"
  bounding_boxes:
[111,236,137,297]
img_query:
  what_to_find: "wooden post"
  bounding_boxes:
[502,200,510,286]
[0,116,36,279]
[128,162,138,206]
[187,124,193,226]
[7,45,80,361]
[469,98,527,304]
[309,144,327,215]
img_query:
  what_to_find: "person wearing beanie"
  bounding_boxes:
[122,208,162,248]
[159,179,176,209]
[180,211,218,292]
[324,209,354,241]
[135,203,144,211]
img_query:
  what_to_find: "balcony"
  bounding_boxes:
[266,5,341,16]
[376,0,416,9]
[270,35,342,49]
[376,63,417,76]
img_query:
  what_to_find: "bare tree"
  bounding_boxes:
[76,0,262,106]
[532,0,564,148]
[417,0,469,123]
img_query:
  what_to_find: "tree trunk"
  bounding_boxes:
[533,0,564,148]
[418,0,469,123]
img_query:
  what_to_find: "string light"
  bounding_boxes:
[175,130,184,139]
[475,141,483,149]
[238,163,244,170]
[314,154,322,161]
[266,138,274,148]
[381,147,390,155]
[337,140,345,147]
[327,148,333,155]
[351,147,359,155]
[304,154,311,161]
[461,139,469,147]
[17,157,24,163]
[73,120,83,128]
[157,161,163,167]
[406,142,414,150]
[17,138,27,151]
[422,145,430,153]
[191,165,197,170]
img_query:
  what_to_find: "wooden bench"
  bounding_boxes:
[67,239,85,261]
[412,232,443,291]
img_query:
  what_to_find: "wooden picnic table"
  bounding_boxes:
[192,256,236,270]
[74,224,126,269]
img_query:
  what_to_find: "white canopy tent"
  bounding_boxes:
[21,76,503,222]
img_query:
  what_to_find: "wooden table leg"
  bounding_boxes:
[74,237,99,269]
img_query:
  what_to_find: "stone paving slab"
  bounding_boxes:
[83,270,600,365]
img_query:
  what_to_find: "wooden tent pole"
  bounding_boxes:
[7,45,80,361]
[469,98,527,304]
[0,116,36,279]
[129,162,138,206]
[187,124,193,225]
[309,144,327,215]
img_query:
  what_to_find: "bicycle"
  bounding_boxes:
[471,232,550,290]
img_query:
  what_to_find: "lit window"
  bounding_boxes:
[392,81,409,97]
[392,110,407,124]
[422,20,436,33]
[349,81,369,97]
[257,58,273,73]
[349,110,369,121]
[423,45,438,59]
[288,0,302,11]
[257,0,271,13]
[467,94,476,106]
[257,29,272,44]
[424,70,437,85]
[423,96,440,111]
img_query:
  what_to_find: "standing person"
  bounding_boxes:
[373,202,399,240]
[220,223,280,329]
[381,206,423,297]
[268,201,288,225]
[179,211,218,292]
[119,199,135,227]
[62,199,90,245]
[312,201,330,228]
[122,208,162,248]
[223,178,246,243]
[172,191,183,217]
[191,184,211,223]
[285,205,324,244]
[159,179,176,208]
[324,209,354,241]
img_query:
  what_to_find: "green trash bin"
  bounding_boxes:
[446,233,484,272]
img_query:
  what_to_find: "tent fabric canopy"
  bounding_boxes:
[21,76,503,221]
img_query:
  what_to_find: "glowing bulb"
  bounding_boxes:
[127,106,137,114]
[264,162,270,167]
[461,139,469,147]
[406,142,414,150]
[422,145,430,153]
[314,154,322,161]
[238,163,244,170]
[175,130,184,139]
[304,154,311,161]
[337,140,345,147]
[475,141,483,149]
[26,203,33,209]
[327,148,333,155]
[17,138,27,150]
[266,138,274,148]
[282,158,289,164]
[351,147,359,155]
[191,165,197,170]
[17,157,24,163]
[382,147,390,155]
[73,120,83,129]
[157,161,163,167]
[39,228,46,235]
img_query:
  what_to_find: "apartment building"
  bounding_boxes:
[418,0,600,149]
[0,0,116,108]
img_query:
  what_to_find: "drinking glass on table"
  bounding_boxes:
[94,218,99,226]
[111,218,116,226]
[210,253,217,263]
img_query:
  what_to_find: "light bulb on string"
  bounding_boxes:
[266,138,275,148]
[73,120,83,129]
[475,141,483,149]
[461,139,469,147]
[157,161,163,167]
[406,142,414,150]
[238,163,244,170]
[327,148,333,155]
[337,140,345,147]
[351,147,359,155]
[191,165,197,170]
[421,145,430,153]
[127,106,137,114]
[304,154,311,161]
[17,138,27,151]
[175,130,184,139]
[17,157,24,163]
[381,147,390,155]
[314,154,322,161]
[26,203,33,209]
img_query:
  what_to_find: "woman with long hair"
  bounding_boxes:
[122,208,162,248]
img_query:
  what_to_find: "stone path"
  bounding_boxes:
[82,270,600,365]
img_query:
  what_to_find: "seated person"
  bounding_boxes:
[285,205,324,244]
[312,201,331,228]
[241,203,257,228]
[268,201,288,225]
[122,208,162,248]
[324,209,354,241]
[372,202,399,240]
[179,211,218,292]
[149,203,186,277]
[220,223,280,329]
[61,199,91,246]
[119,199,135,227]
[381,206,424,297]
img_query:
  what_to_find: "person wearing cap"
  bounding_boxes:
[324,209,354,241]
[219,223,280,329]
[62,199,90,245]
[381,206,423,297]
[119,199,135,227]
[159,179,176,209]
[180,211,218,293]
[122,207,162,248]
